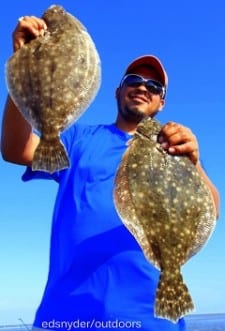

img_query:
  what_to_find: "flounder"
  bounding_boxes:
[6,5,101,173]
[114,117,217,322]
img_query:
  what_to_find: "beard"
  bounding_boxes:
[117,100,147,123]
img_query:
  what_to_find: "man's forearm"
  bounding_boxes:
[196,161,220,218]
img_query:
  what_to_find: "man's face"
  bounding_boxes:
[116,66,165,123]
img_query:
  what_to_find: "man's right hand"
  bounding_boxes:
[13,16,47,52]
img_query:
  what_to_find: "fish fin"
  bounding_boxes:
[32,138,70,173]
[154,269,194,323]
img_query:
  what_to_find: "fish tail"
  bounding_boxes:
[155,269,194,323]
[32,137,70,173]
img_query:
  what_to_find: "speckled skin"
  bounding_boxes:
[6,5,101,173]
[114,117,216,322]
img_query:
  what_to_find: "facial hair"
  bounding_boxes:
[117,99,147,123]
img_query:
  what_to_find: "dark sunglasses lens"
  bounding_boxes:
[146,81,163,95]
[123,75,143,86]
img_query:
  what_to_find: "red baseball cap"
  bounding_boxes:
[124,55,168,87]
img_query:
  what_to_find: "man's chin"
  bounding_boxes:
[125,107,146,120]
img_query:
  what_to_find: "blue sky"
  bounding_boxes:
[0,0,225,325]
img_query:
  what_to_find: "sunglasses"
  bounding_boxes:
[120,74,166,98]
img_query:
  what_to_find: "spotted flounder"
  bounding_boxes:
[6,5,101,173]
[114,117,217,322]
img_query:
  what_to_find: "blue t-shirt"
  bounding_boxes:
[23,123,186,331]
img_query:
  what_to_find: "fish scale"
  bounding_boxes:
[6,5,101,173]
[114,116,216,322]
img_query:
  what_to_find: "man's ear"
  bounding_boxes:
[158,99,165,112]
[115,87,120,99]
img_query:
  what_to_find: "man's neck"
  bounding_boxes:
[114,114,141,134]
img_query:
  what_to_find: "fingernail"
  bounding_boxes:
[40,29,45,36]
[161,142,169,149]
[168,147,176,153]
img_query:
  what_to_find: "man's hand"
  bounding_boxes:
[158,121,199,165]
[13,16,47,52]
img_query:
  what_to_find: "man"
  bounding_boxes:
[1,16,219,331]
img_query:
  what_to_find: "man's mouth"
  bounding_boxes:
[130,95,148,103]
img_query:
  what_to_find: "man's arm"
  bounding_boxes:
[1,96,39,166]
[195,162,220,218]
